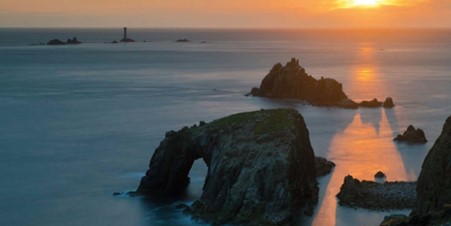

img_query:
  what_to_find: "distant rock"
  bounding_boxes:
[375,171,386,178]
[359,98,383,108]
[315,157,336,177]
[176,38,190,43]
[394,125,427,144]
[66,37,81,44]
[111,40,118,44]
[383,97,395,108]
[336,175,416,210]
[137,109,320,225]
[47,39,65,45]
[250,58,352,108]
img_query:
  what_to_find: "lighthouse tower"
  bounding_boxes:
[120,27,135,43]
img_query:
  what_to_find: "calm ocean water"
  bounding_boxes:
[0,28,450,226]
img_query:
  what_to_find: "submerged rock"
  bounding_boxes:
[336,175,416,210]
[137,109,319,225]
[394,125,427,144]
[250,58,351,108]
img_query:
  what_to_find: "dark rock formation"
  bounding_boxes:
[380,215,410,226]
[66,37,81,44]
[250,58,353,108]
[336,175,416,210]
[383,97,395,108]
[359,98,383,108]
[375,171,386,178]
[394,125,427,144]
[176,38,190,42]
[414,115,451,216]
[47,39,65,45]
[315,157,336,177]
[137,109,319,225]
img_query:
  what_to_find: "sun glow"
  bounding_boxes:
[354,0,379,6]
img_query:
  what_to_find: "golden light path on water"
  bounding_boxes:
[311,44,416,225]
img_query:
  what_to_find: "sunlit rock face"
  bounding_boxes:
[250,58,355,108]
[414,116,451,217]
[137,109,319,225]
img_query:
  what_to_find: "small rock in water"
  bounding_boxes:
[375,171,386,178]
[394,125,427,144]
[383,97,395,108]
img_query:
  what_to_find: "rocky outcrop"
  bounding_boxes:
[250,58,396,110]
[383,97,395,108]
[394,125,427,144]
[359,98,383,108]
[336,175,416,210]
[250,58,353,108]
[137,109,319,225]
[47,37,82,45]
[315,157,336,177]
[414,115,451,217]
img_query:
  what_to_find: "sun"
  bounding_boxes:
[354,0,379,6]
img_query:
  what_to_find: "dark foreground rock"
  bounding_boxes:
[137,109,319,225]
[394,125,427,144]
[336,175,416,210]
[380,115,451,226]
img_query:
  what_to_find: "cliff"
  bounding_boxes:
[137,109,319,225]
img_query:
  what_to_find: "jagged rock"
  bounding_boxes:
[47,39,65,45]
[137,109,319,225]
[359,98,383,108]
[250,58,351,107]
[375,171,386,178]
[414,115,451,217]
[383,97,395,108]
[315,157,336,177]
[336,175,416,210]
[394,125,427,144]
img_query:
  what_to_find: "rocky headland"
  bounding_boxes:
[336,175,416,210]
[137,109,327,225]
[249,58,395,109]
[381,115,451,226]
[394,125,428,144]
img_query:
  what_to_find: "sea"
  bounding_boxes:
[0,28,450,226]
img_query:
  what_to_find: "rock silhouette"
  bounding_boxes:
[394,125,427,144]
[137,109,319,225]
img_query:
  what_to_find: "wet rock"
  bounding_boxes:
[359,98,383,108]
[383,97,395,108]
[380,214,410,226]
[137,109,319,225]
[336,175,416,210]
[394,125,427,144]
[315,157,336,177]
[250,58,351,108]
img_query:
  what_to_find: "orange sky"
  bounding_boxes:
[0,0,450,28]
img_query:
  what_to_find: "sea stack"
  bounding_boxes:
[120,27,135,43]
[137,109,320,225]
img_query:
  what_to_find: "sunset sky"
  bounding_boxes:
[1,0,450,28]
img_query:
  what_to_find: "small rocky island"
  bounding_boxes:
[394,125,427,144]
[137,109,329,225]
[47,36,82,45]
[250,58,395,109]
[120,27,135,43]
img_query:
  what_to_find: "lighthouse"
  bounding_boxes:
[120,27,135,43]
